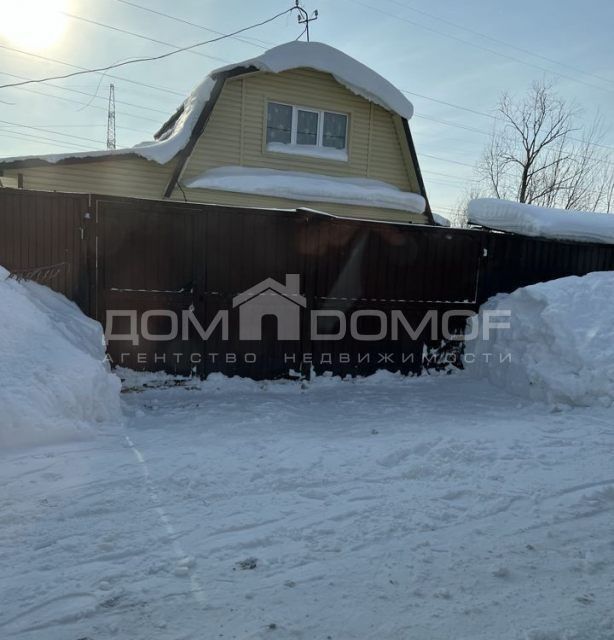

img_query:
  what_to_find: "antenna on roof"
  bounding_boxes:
[293,1,318,42]
[106,83,116,150]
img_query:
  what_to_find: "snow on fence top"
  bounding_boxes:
[0,42,414,168]
[468,198,614,245]
[185,166,426,214]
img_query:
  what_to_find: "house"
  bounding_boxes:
[0,42,433,224]
[232,274,306,341]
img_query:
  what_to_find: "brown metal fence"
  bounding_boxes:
[0,189,90,306]
[1,188,614,378]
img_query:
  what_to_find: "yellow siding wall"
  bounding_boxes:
[182,69,420,194]
[4,157,176,200]
[2,68,426,223]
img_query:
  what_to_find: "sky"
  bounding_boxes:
[1,0,613,216]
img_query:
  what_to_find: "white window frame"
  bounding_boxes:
[265,101,349,161]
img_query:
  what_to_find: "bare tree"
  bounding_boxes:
[478,81,614,212]
[451,186,484,228]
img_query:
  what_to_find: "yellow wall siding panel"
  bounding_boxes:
[181,68,422,205]
[177,68,427,223]
[182,79,243,180]
[5,158,176,199]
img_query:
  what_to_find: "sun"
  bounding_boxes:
[0,0,68,51]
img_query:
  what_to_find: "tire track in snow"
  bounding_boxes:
[124,435,206,605]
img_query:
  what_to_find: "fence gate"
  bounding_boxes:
[92,199,486,378]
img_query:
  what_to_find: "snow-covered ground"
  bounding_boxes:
[2,371,614,640]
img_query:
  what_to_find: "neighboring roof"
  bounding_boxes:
[468,198,614,245]
[0,42,413,169]
[185,166,427,215]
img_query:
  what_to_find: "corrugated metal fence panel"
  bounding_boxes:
[0,188,89,309]
[478,231,614,303]
[2,188,614,378]
[200,206,310,379]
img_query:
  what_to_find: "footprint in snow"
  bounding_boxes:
[235,557,258,570]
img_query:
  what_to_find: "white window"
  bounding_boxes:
[266,102,348,160]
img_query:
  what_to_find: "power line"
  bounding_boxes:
[0,44,186,97]
[420,153,475,168]
[112,0,273,49]
[9,122,152,134]
[347,0,614,97]
[413,114,491,137]
[60,11,231,65]
[404,90,614,154]
[0,8,295,90]
[0,71,171,116]
[0,129,103,150]
[423,169,477,183]
[0,119,107,145]
[382,0,614,90]
[0,74,163,126]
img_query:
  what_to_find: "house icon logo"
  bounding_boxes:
[232,274,306,341]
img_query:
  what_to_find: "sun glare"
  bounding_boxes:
[0,0,68,51]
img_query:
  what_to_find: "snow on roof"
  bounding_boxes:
[432,213,451,227]
[0,42,413,168]
[185,166,426,215]
[212,41,414,120]
[0,77,217,167]
[468,198,614,245]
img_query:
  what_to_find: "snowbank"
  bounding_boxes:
[186,166,427,214]
[0,267,121,448]
[468,198,614,244]
[466,271,614,407]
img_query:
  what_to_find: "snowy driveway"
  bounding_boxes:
[1,373,614,639]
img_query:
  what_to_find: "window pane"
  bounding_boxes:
[323,112,347,149]
[266,102,292,144]
[296,110,318,145]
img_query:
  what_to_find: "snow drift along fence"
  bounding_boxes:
[1,188,614,378]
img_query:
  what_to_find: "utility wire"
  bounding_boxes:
[60,11,231,65]
[406,89,614,154]
[348,0,614,97]
[112,0,273,49]
[382,0,614,90]
[2,81,162,125]
[0,129,103,150]
[0,119,111,145]
[413,114,491,138]
[0,8,294,90]
[0,71,170,115]
[0,44,186,97]
[420,153,475,168]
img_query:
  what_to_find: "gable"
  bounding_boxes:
[181,68,421,193]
